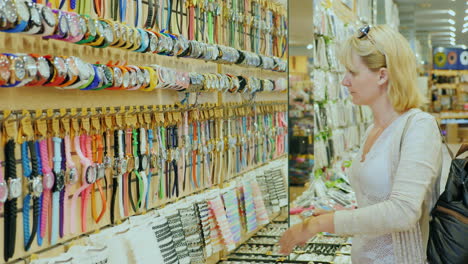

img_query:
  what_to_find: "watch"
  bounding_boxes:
[0,163,7,207]
[94,65,113,90]
[23,1,43,35]
[44,56,67,87]
[36,3,56,36]
[27,55,50,86]
[3,53,25,87]
[16,54,37,87]
[64,13,85,43]
[76,16,97,44]
[95,19,114,48]
[2,0,29,33]
[139,66,157,91]
[56,56,80,89]
[4,139,19,261]
[50,137,64,246]
[39,139,54,241]
[134,29,150,53]
[44,9,68,40]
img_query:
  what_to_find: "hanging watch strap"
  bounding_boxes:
[171,126,179,197]
[128,129,143,213]
[39,139,53,242]
[158,127,166,199]
[91,134,107,223]
[139,128,148,210]
[22,141,41,251]
[51,137,64,246]
[4,139,18,262]
[35,141,44,247]
[64,135,77,236]
[146,128,154,210]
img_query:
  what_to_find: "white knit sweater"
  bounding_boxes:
[334,108,443,264]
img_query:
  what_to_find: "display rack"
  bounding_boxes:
[0,0,288,263]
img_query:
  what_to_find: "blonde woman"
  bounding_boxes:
[279,25,443,264]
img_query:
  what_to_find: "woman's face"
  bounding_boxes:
[341,52,386,106]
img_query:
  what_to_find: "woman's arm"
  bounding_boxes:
[333,116,442,236]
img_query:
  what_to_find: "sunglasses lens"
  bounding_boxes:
[357,25,370,39]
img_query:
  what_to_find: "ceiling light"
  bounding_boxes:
[306,44,313,50]
[448,19,456,25]
[431,32,456,37]
[465,16,468,21]
[450,26,456,31]
[464,22,468,28]
[463,28,468,33]
[449,10,456,16]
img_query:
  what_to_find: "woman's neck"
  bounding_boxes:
[370,95,400,129]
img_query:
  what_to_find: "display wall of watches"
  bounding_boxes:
[0,53,287,92]
[0,0,287,72]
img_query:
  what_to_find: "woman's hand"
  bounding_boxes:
[278,221,315,255]
[279,213,336,255]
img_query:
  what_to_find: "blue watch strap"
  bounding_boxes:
[119,0,126,23]
[81,65,101,90]
[35,141,44,246]
[2,19,28,33]
[135,29,149,53]
[21,142,32,250]
[51,191,60,245]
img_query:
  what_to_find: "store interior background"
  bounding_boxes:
[288,0,468,222]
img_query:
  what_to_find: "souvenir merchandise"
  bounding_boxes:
[223,221,353,264]
[27,166,288,264]
[0,0,287,72]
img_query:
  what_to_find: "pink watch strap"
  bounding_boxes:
[63,135,76,236]
[39,139,52,239]
[70,135,91,234]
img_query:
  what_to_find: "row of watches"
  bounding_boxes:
[0,52,287,92]
[0,0,286,72]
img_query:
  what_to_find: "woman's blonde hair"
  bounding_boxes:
[338,25,425,112]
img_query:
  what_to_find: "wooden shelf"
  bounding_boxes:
[432,70,460,76]
[435,83,458,89]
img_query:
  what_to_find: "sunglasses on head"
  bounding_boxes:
[357,25,371,39]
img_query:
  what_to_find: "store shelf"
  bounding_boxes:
[435,83,458,89]
[432,70,460,76]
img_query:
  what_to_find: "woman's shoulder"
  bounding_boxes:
[405,108,436,124]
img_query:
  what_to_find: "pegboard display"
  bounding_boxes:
[0,0,287,263]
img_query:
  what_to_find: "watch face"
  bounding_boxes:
[23,55,37,78]
[128,28,134,44]
[143,69,150,85]
[104,25,114,43]
[37,57,50,79]
[129,70,136,87]
[120,159,128,173]
[149,34,157,52]
[58,13,69,35]
[0,56,11,82]
[122,27,128,42]
[54,57,67,77]
[97,66,104,86]
[42,6,56,27]
[8,178,21,199]
[103,66,113,85]
[14,58,26,80]
[0,181,8,202]
[88,19,97,36]
[43,172,55,190]
[30,5,41,26]
[69,15,81,37]
[114,23,121,39]
[137,69,144,85]
[66,57,79,76]
[141,155,149,170]
[79,16,87,34]
[30,177,43,196]
[122,70,130,88]
[141,31,149,46]
[96,20,104,35]
[4,0,18,23]
[113,67,122,87]
[97,164,105,179]
[16,0,30,22]
[67,168,78,184]
[85,165,97,184]
[133,156,140,171]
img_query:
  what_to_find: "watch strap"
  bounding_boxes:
[4,139,17,261]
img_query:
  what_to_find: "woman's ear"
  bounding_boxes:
[377,67,389,86]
